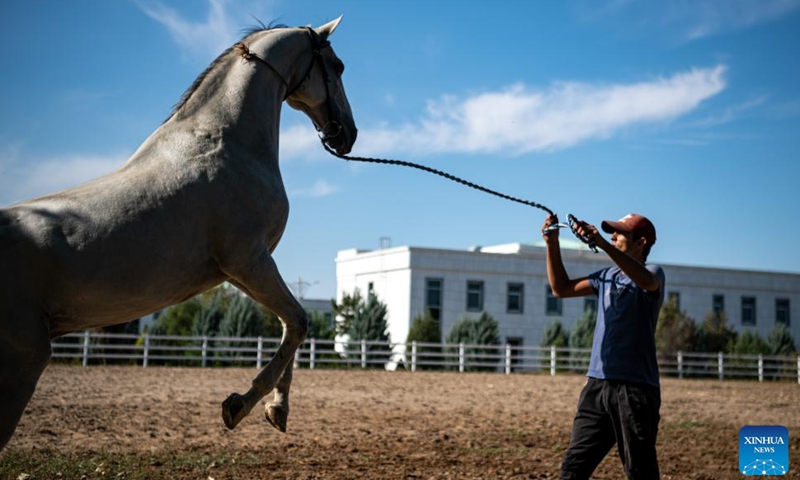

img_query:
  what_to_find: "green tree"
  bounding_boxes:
[216,295,270,365]
[767,323,797,356]
[145,297,203,365]
[694,311,737,353]
[447,317,475,344]
[542,320,570,372]
[731,329,770,355]
[192,290,226,338]
[570,308,597,350]
[474,312,501,346]
[406,312,442,370]
[148,297,202,336]
[308,310,336,340]
[296,309,337,369]
[255,303,284,339]
[219,295,268,338]
[446,312,500,371]
[569,307,597,369]
[656,297,696,355]
[345,292,390,367]
[541,320,570,347]
[332,289,363,336]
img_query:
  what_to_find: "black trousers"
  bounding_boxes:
[560,378,661,480]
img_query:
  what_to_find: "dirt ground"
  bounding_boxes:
[2,365,799,479]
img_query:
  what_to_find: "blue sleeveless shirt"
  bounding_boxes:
[587,264,665,387]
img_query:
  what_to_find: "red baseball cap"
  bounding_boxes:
[601,214,657,245]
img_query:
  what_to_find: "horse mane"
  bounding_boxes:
[164,22,291,124]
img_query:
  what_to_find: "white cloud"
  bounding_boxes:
[576,0,800,42]
[690,95,768,128]
[678,0,800,41]
[348,65,727,157]
[278,124,321,160]
[290,180,340,198]
[0,153,125,206]
[135,0,275,61]
[136,0,236,61]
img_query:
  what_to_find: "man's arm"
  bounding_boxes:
[542,214,593,298]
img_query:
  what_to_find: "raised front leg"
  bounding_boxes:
[220,251,308,432]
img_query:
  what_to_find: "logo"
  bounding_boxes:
[739,425,789,476]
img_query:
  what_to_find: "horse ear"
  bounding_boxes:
[314,15,343,40]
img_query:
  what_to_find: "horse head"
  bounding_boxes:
[284,17,357,155]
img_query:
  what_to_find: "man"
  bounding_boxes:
[541,213,665,479]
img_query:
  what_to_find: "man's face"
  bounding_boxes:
[611,230,644,260]
[611,230,634,253]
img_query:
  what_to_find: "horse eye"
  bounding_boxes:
[334,61,345,75]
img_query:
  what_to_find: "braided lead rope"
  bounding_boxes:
[320,141,555,216]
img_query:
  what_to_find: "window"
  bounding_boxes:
[584,297,597,314]
[425,278,443,322]
[668,291,681,310]
[776,298,790,326]
[507,283,524,313]
[467,280,484,311]
[741,296,756,326]
[546,286,562,315]
[712,294,725,318]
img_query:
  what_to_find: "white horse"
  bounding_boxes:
[0,17,356,451]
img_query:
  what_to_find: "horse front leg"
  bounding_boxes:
[220,251,308,432]
[0,303,52,452]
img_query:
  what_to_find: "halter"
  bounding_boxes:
[236,27,340,138]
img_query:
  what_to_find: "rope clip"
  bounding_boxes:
[543,214,598,253]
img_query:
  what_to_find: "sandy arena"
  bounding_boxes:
[2,365,799,479]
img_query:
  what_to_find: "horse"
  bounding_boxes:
[0,16,356,451]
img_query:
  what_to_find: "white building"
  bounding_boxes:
[335,240,799,350]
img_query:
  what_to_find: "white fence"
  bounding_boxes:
[51,332,800,383]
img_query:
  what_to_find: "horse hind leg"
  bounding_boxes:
[0,304,52,451]
[262,359,294,432]
[221,252,307,432]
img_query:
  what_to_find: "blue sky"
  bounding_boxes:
[1,1,799,300]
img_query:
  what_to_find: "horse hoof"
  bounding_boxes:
[265,404,288,433]
[222,393,247,430]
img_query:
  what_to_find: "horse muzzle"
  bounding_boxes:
[321,121,356,155]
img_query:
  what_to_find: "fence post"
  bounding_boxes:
[550,345,557,376]
[143,334,150,368]
[256,336,263,369]
[677,351,683,379]
[718,352,724,381]
[82,331,90,367]
[201,336,208,368]
[310,338,316,370]
[361,339,367,369]
[411,341,417,372]
[758,354,764,382]
[505,344,511,375]
[459,343,465,373]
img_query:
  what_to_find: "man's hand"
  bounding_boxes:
[570,217,610,251]
[541,214,560,242]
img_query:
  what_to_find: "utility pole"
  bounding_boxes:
[289,276,319,300]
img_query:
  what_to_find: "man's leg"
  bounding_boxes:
[608,381,661,479]
[561,378,616,480]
